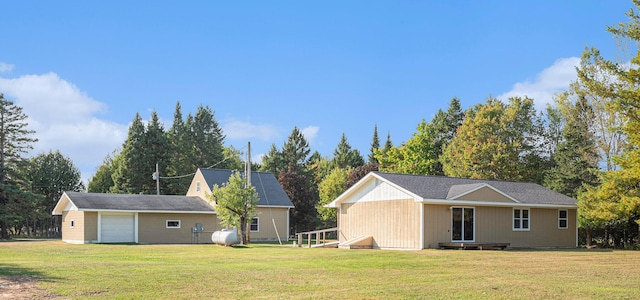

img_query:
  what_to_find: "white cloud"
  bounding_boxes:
[498,57,580,109]
[301,125,320,144]
[0,72,127,183]
[0,62,14,73]
[223,119,279,141]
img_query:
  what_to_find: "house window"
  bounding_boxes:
[70,220,75,229]
[166,220,181,228]
[250,217,259,232]
[558,210,568,229]
[196,181,201,192]
[513,208,530,231]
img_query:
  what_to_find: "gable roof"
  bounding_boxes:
[53,192,215,215]
[198,168,294,208]
[328,172,577,207]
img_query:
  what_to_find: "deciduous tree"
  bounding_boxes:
[441,96,545,182]
[209,171,259,245]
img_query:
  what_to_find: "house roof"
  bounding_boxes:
[198,168,294,208]
[53,192,215,215]
[327,172,577,208]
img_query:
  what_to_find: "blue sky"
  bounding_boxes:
[0,1,633,183]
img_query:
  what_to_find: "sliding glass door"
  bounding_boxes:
[452,207,475,242]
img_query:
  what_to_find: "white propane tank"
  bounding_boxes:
[211,229,239,246]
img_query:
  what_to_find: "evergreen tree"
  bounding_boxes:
[88,153,115,193]
[145,112,170,193]
[165,102,192,195]
[544,96,600,198]
[0,94,38,239]
[332,133,364,169]
[111,113,151,193]
[431,98,465,175]
[281,127,311,174]
[260,144,284,175]
[28,150,84,237]
[369,124,380,164]
[189,105,225,170]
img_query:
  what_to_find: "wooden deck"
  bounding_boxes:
[438,242,510,250]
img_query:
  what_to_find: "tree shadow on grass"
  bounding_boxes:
[0,263,62,282]
[505,248,614,253]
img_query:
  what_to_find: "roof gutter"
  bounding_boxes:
[417,198,578,209]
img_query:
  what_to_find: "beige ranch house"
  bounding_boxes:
[326,172,578,250]
[52,168,294,244]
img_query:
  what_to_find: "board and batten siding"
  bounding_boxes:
[338,177,422,249]
[137,213,218,244]
[422,205,577,248]
[339,199,421,249]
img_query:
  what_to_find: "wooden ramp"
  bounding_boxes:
[311,241,340,248]
[339,236,373,249]
[438,242,510,250]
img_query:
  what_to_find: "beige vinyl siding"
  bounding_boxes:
[455,187,515,203]
[339,199,421,249]
[422,205,577,248]
[475,207,576,247]
[138,213,219,244]
[249,207,289,242]
[61,210,84,243]
[60,211,98,243]
[185,170,211,199]
[422,204,453,248]
[84,212,98,242]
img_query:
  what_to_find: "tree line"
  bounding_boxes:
[2,2,639,247]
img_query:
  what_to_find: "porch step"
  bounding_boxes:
[438,242,510,250]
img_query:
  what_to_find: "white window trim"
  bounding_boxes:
[196,181,201,192]
[558,209,569,229]
[513,208,530,231]
[70,219,75,229]
[250,217,259,232]
[166,220,181,229]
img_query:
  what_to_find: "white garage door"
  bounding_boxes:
[101,213,135,243]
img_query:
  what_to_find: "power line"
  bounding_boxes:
[158,144,248,180]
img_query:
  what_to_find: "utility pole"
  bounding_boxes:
[246,142,251,244]
[155,162,160,195]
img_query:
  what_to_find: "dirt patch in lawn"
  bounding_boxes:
[0,276,61,299]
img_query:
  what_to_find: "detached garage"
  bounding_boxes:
[52,192,218,244]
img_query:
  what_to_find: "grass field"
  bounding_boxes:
[1,240,639,299]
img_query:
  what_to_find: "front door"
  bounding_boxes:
[451,207,475,242]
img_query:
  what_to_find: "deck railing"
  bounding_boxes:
[295,227,338,248]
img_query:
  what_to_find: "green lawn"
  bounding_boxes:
[1,240,639,299]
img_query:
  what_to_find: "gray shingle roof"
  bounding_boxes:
[65,191,215,212]
[199,168,294,207]
[374,172,577,206]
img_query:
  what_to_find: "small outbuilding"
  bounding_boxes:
[53,193,217,244]
[326,172,578,250]
[53,168,293,244]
